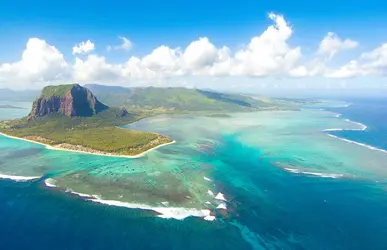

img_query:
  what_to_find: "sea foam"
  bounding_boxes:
[321,113,387,154]
[216,203,227,209]
[69,191,94,198]
[215,192,226,201]
[46,182,216,221]
[284,168,343,179]
[203,176,212,181]
[326,134,387,154]
[90,198,212,220]
[0,174,40,181]
[44,178,57,187]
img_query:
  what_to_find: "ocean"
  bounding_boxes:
[0,98,387,250]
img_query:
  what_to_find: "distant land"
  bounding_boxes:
[0,83,309,157]
[0,88,40,102]
[0,84,172,157]
[85,84,302,113]
[0,105,26,110]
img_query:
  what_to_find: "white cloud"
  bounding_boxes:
[326,43,387,78]
[317,32,358,59]
[141,46,181,73]
[2,13,387,89]
[0,38,68,89]
[230,13,302,77]
[72,40,95,55]
[183,37,219,70]
[73,54,123,83]
[107,36,133,51]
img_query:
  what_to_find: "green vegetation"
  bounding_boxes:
[0,83,309,156]
[0,84,173,156]
[0,109,172,156]
[85,84,275,112]
[41,84,78,98]
[85,84,305,113]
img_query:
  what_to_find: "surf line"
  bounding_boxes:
[323,114,387,154]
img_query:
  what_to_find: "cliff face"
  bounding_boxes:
[29,84,108,118]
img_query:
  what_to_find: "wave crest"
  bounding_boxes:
[284,168,344,179]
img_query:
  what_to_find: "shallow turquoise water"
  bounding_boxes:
[0,101,31,120]
[1,101,387,249]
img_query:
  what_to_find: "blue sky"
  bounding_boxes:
[0,0,386,93]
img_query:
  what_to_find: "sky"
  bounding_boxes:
[0,0,387,95]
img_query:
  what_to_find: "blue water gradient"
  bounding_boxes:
[326,97,387,151]
[1,99,387,249]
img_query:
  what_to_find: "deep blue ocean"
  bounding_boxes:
[1,98,387,250]
[326,97,387,151]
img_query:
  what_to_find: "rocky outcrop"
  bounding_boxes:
[29,84,108,119]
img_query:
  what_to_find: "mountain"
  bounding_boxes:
[29,84,108,118]
[0,84,171,157]
[0,88,40,102]
[85,84,269,111]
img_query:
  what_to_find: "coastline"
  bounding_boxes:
[0,132,176,159]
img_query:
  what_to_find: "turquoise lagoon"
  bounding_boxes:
[1,101,387,249]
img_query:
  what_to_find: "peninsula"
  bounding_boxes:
[0,105,26,109]
[0,83,306,157]
[0,84,173,157]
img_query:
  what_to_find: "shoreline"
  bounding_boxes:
[0,132,176,159]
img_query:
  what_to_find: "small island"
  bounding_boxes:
[205,113,231,118]
[0,105,27,109]
[0,84,173,157]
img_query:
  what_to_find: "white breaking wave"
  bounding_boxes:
[203,176,212,181]
[284,168,344,179]
[0,174,40,181]
[215,192,227,201]
[204,215,216,221]
[323,128,344,132]
[216,203,227,209]
[325,118,367,132]
[326,134,387,154]
[90,198,212,220]
[68,190,94,198]
[344,119,367,131]
[321,113,387,154]
[207,190,214,196]
[44,178,57,187]
[43,180,216,221]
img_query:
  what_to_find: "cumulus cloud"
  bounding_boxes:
[183,37,219,70]
[326,43,387,78]
[72,40,95,55]
[0,38,68,89]
[107,36,133,51]
[231,13,302,77]
[73,54,123,83]
[317,32,358,59]
[2,13,387,89]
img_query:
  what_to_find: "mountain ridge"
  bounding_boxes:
[29,84,108,119]
[84,84,268,111]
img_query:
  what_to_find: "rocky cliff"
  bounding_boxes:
[29,84,108,118]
